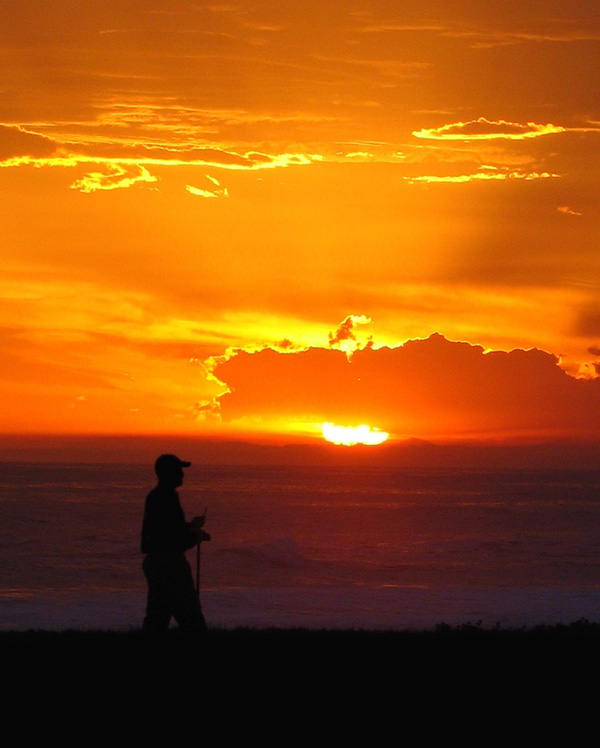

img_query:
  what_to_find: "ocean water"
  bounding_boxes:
[1,462,599,631]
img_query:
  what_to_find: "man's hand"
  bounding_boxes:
[191,516,211,542]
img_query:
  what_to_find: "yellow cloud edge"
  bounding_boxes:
[413,118,566,141]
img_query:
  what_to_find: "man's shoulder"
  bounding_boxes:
[145,485,177,505]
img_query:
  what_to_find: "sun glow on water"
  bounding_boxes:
[322,422,389,446]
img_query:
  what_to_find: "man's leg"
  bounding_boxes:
[142,556,172,633]
[171,556,207,634]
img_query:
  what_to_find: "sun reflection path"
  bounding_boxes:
[322,422,389,446]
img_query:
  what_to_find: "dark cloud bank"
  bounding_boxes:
[215,333,600,441]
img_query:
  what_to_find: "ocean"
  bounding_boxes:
[1,462,599,631]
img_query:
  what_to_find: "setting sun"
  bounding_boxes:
[322,422,389,446]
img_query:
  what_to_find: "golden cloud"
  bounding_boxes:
[413,118,565,141]
[0,128,321,193]
[186,175,228,198]
[70,164,158,192]
[405,170,558,184]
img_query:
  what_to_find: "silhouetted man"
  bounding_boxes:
[141,454,210,634]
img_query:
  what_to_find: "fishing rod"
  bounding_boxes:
[196,506,208,597]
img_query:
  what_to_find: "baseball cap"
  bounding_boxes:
[154,454,191,476]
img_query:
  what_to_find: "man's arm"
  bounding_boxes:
[189,516,211,543]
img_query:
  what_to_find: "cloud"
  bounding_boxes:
[0,124,57,160]
[359,23,446,34]
[413,118,565,141]
[212,334,600,439]
[93,102,337,133]
[328,315,373,355]
[186,176,229,198]
[558,206,582,216]
[0,125,321,193]
[0,138,319,170]
[405,170,557,184]
[357,17,600,49]
[70,164,158,192]
[444,29,600,49]
[313,54,430,80]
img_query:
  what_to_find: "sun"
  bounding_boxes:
[322,422,389,446]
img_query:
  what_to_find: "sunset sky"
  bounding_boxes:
[2,1,600,445]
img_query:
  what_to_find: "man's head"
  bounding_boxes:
[154,454,191,487]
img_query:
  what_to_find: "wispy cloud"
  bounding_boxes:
[71,164,158,193]
[187,174,229,198]
[358,22,446,34]
[0,118,322,192]
[357,16,600,49]
[413,118,565,141]
[0,124,57,159]
[558,205,582,217]
[405,170,558,184]
[444,28,600,49]
[313,54,430,79]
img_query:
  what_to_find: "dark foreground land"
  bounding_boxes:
[3,618,600,645]
[2,619,599,660]
[4,622,599,720]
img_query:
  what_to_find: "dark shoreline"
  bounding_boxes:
[2,618,599,643]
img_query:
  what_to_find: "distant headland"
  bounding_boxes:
[1,433,598,470]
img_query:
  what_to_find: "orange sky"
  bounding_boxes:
[2,1,600,444]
